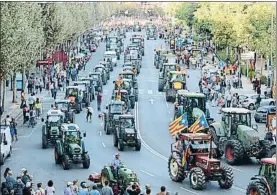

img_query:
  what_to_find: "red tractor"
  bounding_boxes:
[246,158,276,195]
[168,133,233,190]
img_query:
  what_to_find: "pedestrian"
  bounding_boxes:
[45,180,55,195]
[5,115,11,126]
[50,82,54,97]
[39,79,43,93]
[146,189,151,195]
[156,186,170,195]
[23,182,32,195]
[21,90,25,108]
[126,183,141,195]
[35,183,45,195]
[21,168,33,185]
[30,183,36,195]
[89,185,100,195]
[86,107,93,122]
[72,180,79,195]
[4,168,16,194]
[28,93,36,110]
[101,181,113,195]
[64,182,73,195]
[225,90,232,108]
[97,91,102,111]
[35,98,42,119]
[14,176,25,195]
[53,87,57,100]
[257,84,261,95]
[255,94,262,108]
[23,103,29,124]
[35,78,40,94]
[78,182,89,195]
[10,118,18,141]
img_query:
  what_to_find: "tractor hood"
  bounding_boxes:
[69,143,82,154]
[113,114,121,120]
[237,125,261,143]
[125,128,135,134]
[50,126,60,136]
[118,167,138,184]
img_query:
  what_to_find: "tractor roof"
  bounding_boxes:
[89,72,101,75]
[163,63,178,67]
[55,99,70,103]
[73,81,90,84]
[121,70,134,74]
[95,65,105,68]
[119,114,135,119]
[111,100,123,105]
[180,91,205,98]
[114,89,128,93]
[61,123,80,131]
[169,71,186,75]
[104,51,116,55]
[179,133,211,140]
[66,86,79,89]
[221,108,251,114]
[162,54,176,57]
[261,158,276,165]
[177,90,190,95]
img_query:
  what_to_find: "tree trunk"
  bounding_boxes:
[12,73,17,103]
[22,67,26,93]
[0,79,2,111]
[2,79,5,111]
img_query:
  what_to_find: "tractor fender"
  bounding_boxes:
[250,176,271,191]
[81,140,86,153]
[210,122,225,137]
[102,166,115,181]
[55,140,63,155]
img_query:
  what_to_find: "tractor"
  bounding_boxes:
[174,90,213,126]
[41,111,64,149]
[111,89,134,110]
[103,100,125,135]
[156,53,177,69]
[78,77,96,101]
[114,78,138,102]
[246,158,276,195]
[146,28,157,40]
[119,70,138,89]
[94,64,109,85]
[100,60,113,72]
[122,61,140,76]
[89,72,103,92]
[163,71,187,102]
[153,49,172,68]
[209,108,271,165]
[72,81,91,107]
[264,112,276,158]
[158,63,180,92]
[89,164,139,195]
[54,99,75,123]
[65,86,82,113]
[113,115,141,151]
[104,51,118,66]
[131,37,144,56]
[168,133,234,190]
[54,123,90,170]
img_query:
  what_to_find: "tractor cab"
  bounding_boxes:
[65,86,83,113]
[119,71,138,88]
[72,81,91,107]
[79,77,96,96]
[54,99,75,123]
[100,60,113,72]
[160,63,180,76]
[246,158,276,195]
[89,72,103,92]
[94,65,109,84]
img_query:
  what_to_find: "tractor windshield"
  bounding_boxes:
[171,74,184,82]
[48,115,61,123]
[110,104,123,114]
[232,113,251,126]
[90,74,99,80]
[186,97,206,111]
[164,66,176,72]
[121,118,134,128]
[56,102,68,109]
[123,74,133,80]
[67,88,78,97]
[95,67,104,72]
[122,81,131,89]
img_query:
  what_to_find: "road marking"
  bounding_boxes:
[99,131,102,136]
[140,170,154,177]
[147,90,153,95]
[149,99,155,104]
[170,118,173,121]
[168,111,170,115]
[232,186,246,193]
[228,165,243,172]
[135,103,167,161]
[164,94,169,108]
[180,187,199,195]
[101,142,106,148]
[13,148,22,151]
[138,89,144,95]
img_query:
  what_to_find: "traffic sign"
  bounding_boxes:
[241,52,255,60]
[218,60,225,67]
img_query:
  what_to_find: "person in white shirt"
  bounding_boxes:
[86,107,93,122]
[5,115,11,126]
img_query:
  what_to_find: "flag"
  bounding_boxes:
[181,144,190,167]
[169,113,188,136]
[188,113,209,133]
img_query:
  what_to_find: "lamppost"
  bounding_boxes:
[269,3,274,87]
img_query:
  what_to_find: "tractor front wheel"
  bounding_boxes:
[168,155,186,182]
[218,166,233,189]
[225,140,244,165]
[189,167,206,190]
[82,154,90,169]
[62,155,71,170]
[135,139,141,151]
[113,134,118,147]
[118,139,124,151]
[54,148,61,164]
[246,180,269,195]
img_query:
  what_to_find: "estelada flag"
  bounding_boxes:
[169,113,188,137]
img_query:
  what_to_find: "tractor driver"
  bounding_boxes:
[111,153,123,178]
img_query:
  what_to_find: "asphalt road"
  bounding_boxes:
[1,31,263,194]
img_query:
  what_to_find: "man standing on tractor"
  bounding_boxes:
[111,153,123,178]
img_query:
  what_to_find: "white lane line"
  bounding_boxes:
[13,148,22,151]
[147,90,153,95]
[99,131,102,136]
[101,142,106,148]
[232,186,246,193]
[135,103,167,162]
[180,187,199,195]
[140,170,154,177]
[168,111,171,115]
[138,89,144,95]
[170,118,173,121]
[228,165,243,172]
[164,94,169,108]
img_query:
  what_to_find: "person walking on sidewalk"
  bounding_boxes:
[225,90,232,108]
[10,118,18,141]
[97,91,102,111]
[28,93,36,110]
[20,90,25,108]
[53,87,57,100]
[35,98,42,119]
[50,82,54,98]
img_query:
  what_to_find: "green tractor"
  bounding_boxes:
[174,90,213,126]
[54,99,75,123]
[114,78,138,102]
[246,158,276,195]
[54,123,90,170]
[209,108,271,165]
[158,63,180,92]
[156,53,177,69]
[41,111,64,149]
[119,70,138,89]
[111,89,134,110]
[164,71,187,102]
[113,115,141,151]
[72,81,92,107]
[100,164,139,195]
[103,100,124,135]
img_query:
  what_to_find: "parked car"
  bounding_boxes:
[254,105,276,123]
[239,94,275,110]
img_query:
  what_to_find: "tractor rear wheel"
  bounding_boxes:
[62,155,71,170]
[118,139,124,151]
[82,154,90,169]
[189,167,206,190]
[158,79,164,92]
[168,155,186,182]
[246,180,269,195]
[258,140,271,159]
[42,135,48,149]
[113,134,118,147]
[225,140,244,165]
[54,147,61,164]
[218,166,233,189]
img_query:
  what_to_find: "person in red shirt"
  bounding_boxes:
[97,91,102,111]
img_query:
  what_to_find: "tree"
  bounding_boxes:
[175,3,198,29]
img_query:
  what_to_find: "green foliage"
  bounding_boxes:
[175,3,198,27]
[260,75,267,85]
